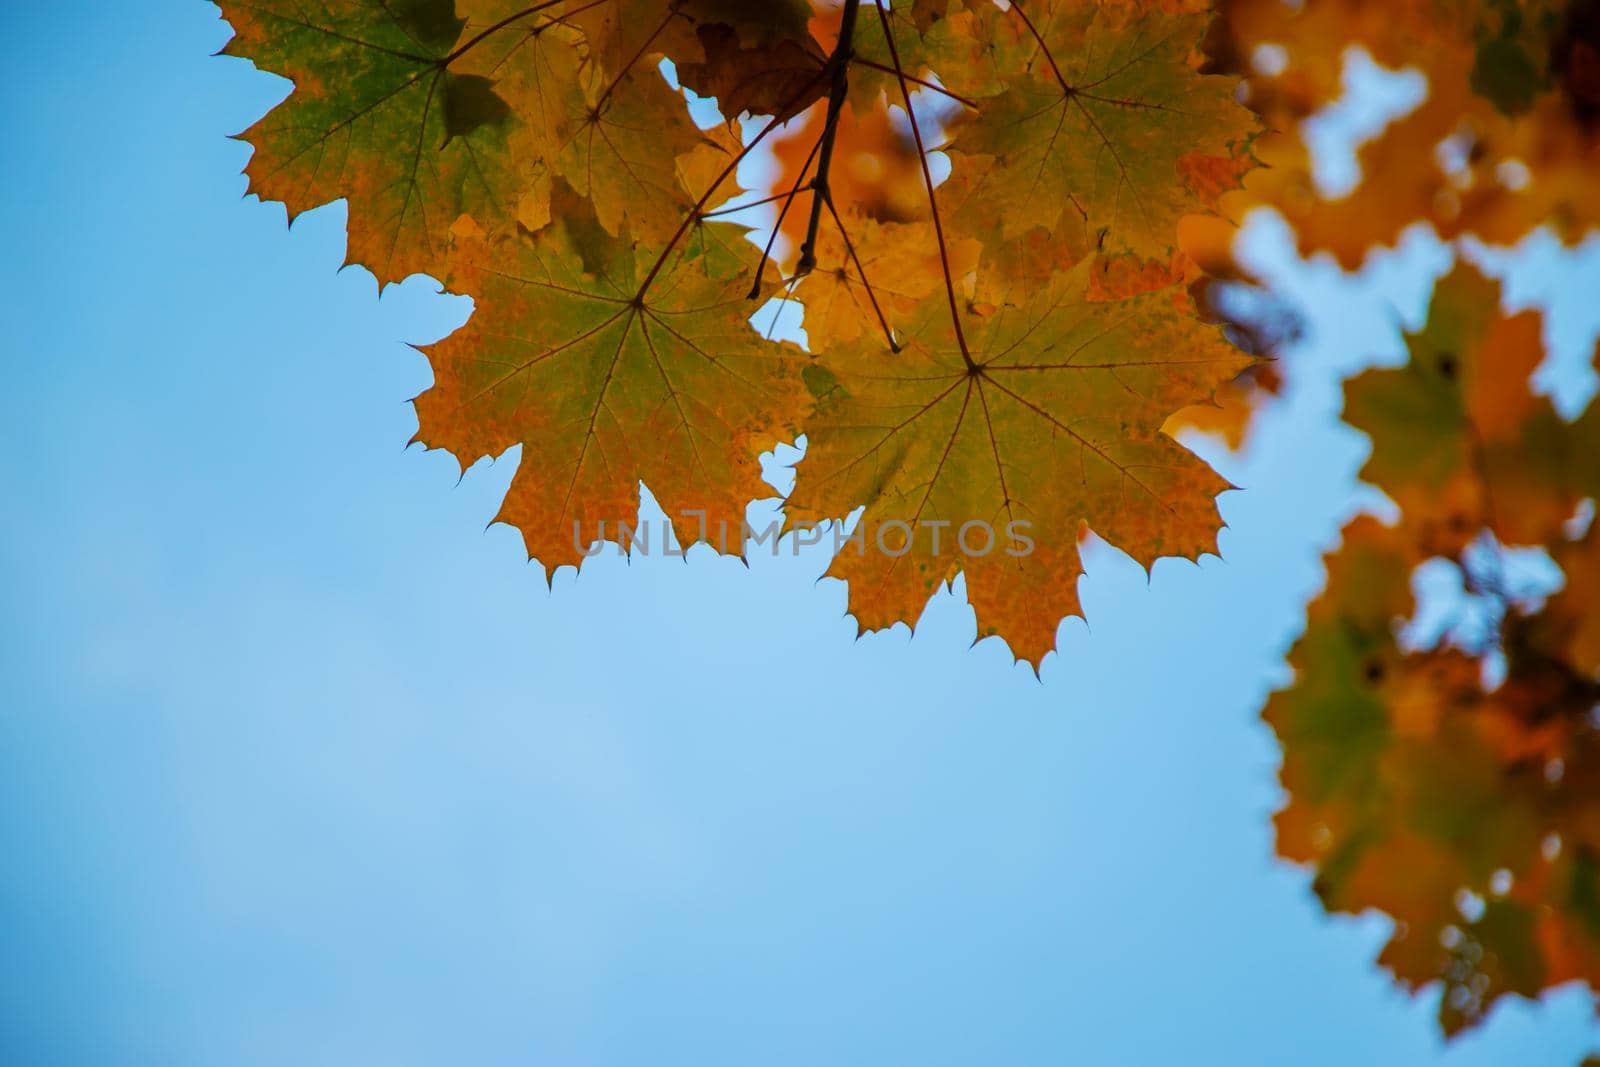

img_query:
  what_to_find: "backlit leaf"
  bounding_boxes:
[413,192,809,571]
[788,258,1252,666]
[221,0,522,283]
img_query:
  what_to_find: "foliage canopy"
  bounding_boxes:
[221,0,1600,1045]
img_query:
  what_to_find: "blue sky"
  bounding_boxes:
[2,4,1598,1065]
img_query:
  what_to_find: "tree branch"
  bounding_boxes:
[633,69,831,301]
[796,0,862,276]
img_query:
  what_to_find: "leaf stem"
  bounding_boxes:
[442,0,576,65]
[822,196,902,353]
[872,0,975,368]
[590,10,682,115]
[851,59,979,110]
[632,70,832,303]
[796,0,862,276]
[750,130,826,299]
[701,188,804,219]
[1007,1,1073,96]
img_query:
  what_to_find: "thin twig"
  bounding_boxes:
[872,0,975,368]
[748,117,826,299]
[796,0,862,275]
[822,195,901,352]
[634,70,832,301]
[851,58,980,110]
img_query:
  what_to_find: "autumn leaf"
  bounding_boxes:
[787,257,1252,666]
[1343,263,1600,555]
[220,0,819,278]
[1268,259,1600,1035]
[450,0,589,235]
[1268,517,1600,1035]
[214,0,1263,645]
[565,0,697,73]
[943,0,1257,259]
[1164,358,1281,450]
[218,0,1266,665]
[916,0,1033,100]
[1211,0,1600,266]
[1546,528,1600,679]
[675,23,828,122]
[222,0,528,284]
[1173,0,1600,447]
[412,187,809,571]
[787,216,980,352]
[565,80,705,243]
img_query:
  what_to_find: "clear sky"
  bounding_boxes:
[3,4,1598,1065]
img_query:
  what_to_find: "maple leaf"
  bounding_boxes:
[1268,259,1600,1036]
[1268,517,1600,1036]
[1211,0,1600,267]
[787,217,980,352]
[942,0,1256,259]
[449,0,589,234]
[223,0,1264,663]
[787,258,1252,667]
[675,23,828,122]
[916,0,1033,100]
[412,185,809,572]
[558,68,708,245]
[534,2,716,246]
[1546,528,1600,680]
[1343,263,1600,556]
[219,0,829,279]
[602,0,821,69]
[565,0,696,71]
[221,0,527,284]
[1164,358,1281,449]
